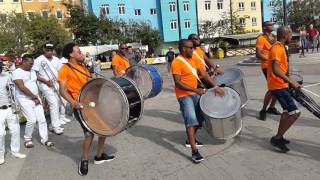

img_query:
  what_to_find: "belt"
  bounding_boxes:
[0,105,12,110]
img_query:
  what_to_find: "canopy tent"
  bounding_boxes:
[79,45,118,56]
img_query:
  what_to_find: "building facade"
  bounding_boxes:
[0,0,23,15]
[231,0,262,32]
[197,0,231,37]
[20,0,76,21]
[85,0,198,42]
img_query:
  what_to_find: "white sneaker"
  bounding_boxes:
[53,127,64,135]
[63,117,71,123]
[60,120,67,125]
[12,152,27,159]
[0,155,4,165]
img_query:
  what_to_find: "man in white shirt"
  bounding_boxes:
[12,55,53,148]
[0,61,26,165]
[33,44,70,135]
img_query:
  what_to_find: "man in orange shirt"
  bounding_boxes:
[268,26,302,153]
[112,43,130,76]
[58,43,115,176]
[256,21,281,121]
[171,39,224,163]
[188,34,224,78]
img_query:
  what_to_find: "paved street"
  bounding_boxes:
[1,53,320,180]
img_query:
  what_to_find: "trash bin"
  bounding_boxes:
[217,48,224,59]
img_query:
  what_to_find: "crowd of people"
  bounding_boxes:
[299,23,319,56]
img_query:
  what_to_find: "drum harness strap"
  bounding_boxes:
[176,56,207,89]
[193,51,209,69]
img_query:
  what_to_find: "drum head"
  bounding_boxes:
[125,65,153,98]
[214,68,243,85]
[200,87,241,118]
[78,78,130,136]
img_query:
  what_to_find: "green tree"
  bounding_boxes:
[65,5,100,45]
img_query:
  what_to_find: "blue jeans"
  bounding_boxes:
[178,94,203,128]
[271,88,299,115]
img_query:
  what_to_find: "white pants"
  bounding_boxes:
[18,98,48,143]
[0,107,20,156]
[42,89,66,129]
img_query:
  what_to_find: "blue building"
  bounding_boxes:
[84,0,198,43]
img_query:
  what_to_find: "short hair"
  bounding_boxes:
[178,39,191,51]
[263,21,272,27]
[277,26,291,39]
[127,46,132,49]
[119,43,126,48]
[62,42,77,59]
[22,54,33,61]
[188,34,197,40]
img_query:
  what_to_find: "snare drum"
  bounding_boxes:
[214,68,248,108]
[125,65,162,99]
[78,77,144,136]
[200,87,242,139]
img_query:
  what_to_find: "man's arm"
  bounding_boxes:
[58,81,82,109]
[256,48,269,61]
[272,61,302,89]
[197,68,225,96]
[14,79,40,105]
[172,74,205,95]
[36,72,53,87]
[203,53,223,75]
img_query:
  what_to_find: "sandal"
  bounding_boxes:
[42,141,54,147]
[24,141,34,148]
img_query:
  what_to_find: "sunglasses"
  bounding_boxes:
[120,47,128,50]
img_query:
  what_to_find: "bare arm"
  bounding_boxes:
[197,67,215,87]
[36,72,53,87]
[172,74,204,95]
[256,48,269,61]
[112,65,118,76]
[58,81,82,109]
[272,61,302,89]
[14,79,40,105]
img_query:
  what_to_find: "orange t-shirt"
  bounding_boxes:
[57,63,90,100]
[171,55,201,99]
[112,54,130,76]
[192,47,206,71]
[267,42,289,90]
[256,35,274,69]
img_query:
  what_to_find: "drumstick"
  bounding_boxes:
[302,88,320,98]
[304,83,320,88]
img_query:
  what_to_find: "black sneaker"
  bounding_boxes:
[259,110,267,121]
[191,150,204,163]
[270,137,290,153]
[266,107,282,115]
[185,139,203,148]
[280,137,290,144]
[94,153,115,165]
[78,160,88,176]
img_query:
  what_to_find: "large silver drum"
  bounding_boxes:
[78,77,144,136]
[214,68,248,108]
[200,87,242,139]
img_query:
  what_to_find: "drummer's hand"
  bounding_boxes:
[71,101,84,109]
[290,80,303,90]
[213,86,225,97]
[194,88,207,95]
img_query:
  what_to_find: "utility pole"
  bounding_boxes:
[283,0,287,25]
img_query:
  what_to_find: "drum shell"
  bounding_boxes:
[214,68,248,107]
[200,87,242,139]
[203,108,242,139]
[78,77,143,136]
[125,65,163,99]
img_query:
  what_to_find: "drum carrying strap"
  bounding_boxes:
[176,56,206,88]
[193,51,209,69]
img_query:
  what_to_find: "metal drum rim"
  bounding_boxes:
[126,65,153,99]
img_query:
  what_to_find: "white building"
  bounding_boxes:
[197,0,231,38]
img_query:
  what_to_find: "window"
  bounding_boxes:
[271,16,277,23]
[118,4,125,15]
[26,11,35,18]
[150,8,157,15]
[24,0,32,2]
[134,9,141,16]
[100,4,109,16]
[251,2,256,10]
[170,20,177,30]
[240,18,245,27]
[56,10,63,19]
[217,0,223,10]
[252,17,257,26]
[0,0,3,2]
[184,19,190,28]
[41,10,49,18]
[205,1,211,10]
[169,2,176,12]
[269,1,274,7]
[239,2,245,11]
[183,1,189,11]
[12,0,20,3]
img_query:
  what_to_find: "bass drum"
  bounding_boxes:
[125,65,162,99]
[78,77,143,136]
[214,68,248,108]
[200,87,242,139]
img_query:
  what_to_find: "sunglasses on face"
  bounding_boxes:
[120,47,128,50]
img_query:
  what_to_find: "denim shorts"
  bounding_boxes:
[73,109,94,137]
[271,88,300,115]
[178,94,203,128]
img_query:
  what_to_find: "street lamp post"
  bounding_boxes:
[283,0,287,25]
